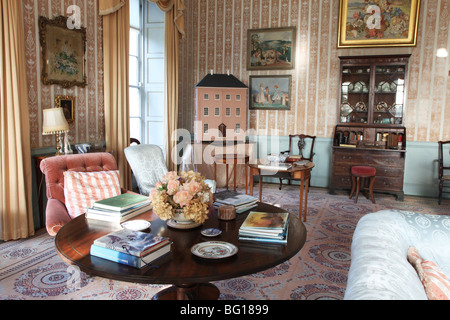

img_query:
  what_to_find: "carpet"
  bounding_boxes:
[0,184,447,300]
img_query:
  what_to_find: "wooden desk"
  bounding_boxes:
[54,203,306,300]
[213,154,250,193]
[248,162,315,222]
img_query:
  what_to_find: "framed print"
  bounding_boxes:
[55,95,75,123]
[249,75,291,110]
[247,27,296,70]
[39,16,87,88]
[338,0,421,48]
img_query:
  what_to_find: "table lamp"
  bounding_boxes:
[42,108,69,155]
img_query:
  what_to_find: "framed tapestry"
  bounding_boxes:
[247,27,296,70]
[39,16,87,88]
[338,0,421,48]
[249,75,291,110]
[55,95,75,123]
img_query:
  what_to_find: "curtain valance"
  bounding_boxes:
[99,0,126,16]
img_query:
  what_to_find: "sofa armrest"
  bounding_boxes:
[344,210,428,300]
[45,198,72,236]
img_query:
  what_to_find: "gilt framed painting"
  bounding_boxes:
[249,75,291,110]
[55,95,75,123]
[247,27,296,70]
[338,0,421,48]
[39,16,87,88]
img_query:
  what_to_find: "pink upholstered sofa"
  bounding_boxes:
[40,152,129,236]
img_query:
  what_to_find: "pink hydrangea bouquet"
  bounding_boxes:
[150,171,213,224]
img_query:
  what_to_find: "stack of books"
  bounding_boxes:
[238,211,290,244]
[90,228,171,268]
[257,162,292,171]
[213,190,258,213]
[86,193,152,223]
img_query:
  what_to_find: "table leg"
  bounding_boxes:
[226,164,229,190]
[303,178,309,222]
[299,179,304,221]
[233,159,237,192]
[245,163,248,195]
[258,174,263,202]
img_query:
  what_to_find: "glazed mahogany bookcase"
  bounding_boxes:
[330,55,409,200]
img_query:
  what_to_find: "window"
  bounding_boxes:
[129,0,165,150]
[129,0,142,143]
[225,108,231,116]
[215,107,220,116]
[215,94,220,100]
[225,94,231,100]
[236,108,241,116]
[236,94,241,101]
[204,94,209,100]
[203,123,209,133]
[203,107,209,116]
[236,123,241,133]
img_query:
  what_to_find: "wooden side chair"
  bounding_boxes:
[278,134,316,190]
[438,140,450,204]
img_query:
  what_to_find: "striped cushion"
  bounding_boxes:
[408,246,450,300]
[64,170,121,219]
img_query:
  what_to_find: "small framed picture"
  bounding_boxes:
[249,75,291,110]
[55,95,75,123]
[247,27,296,70]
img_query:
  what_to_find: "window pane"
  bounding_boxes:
[129,0,140,29]
[130,29,139,57]
[129,87,141,117]
[129,118,141,142]
[129,56,139,86]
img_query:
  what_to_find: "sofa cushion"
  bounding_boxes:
[408,246,450,300]
[64,170,121,218]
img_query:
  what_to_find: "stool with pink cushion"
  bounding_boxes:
[349,166,376,204]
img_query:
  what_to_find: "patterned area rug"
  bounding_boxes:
[0,184,447,300]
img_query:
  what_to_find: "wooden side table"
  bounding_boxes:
[213,154,250,193]
[248,162,315,222]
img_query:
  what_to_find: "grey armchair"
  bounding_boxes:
[124,144,168,196]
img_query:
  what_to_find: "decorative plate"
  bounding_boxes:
[121,220,151,231]
[355,101,367,111]
[201,228,222,237]
[376,101,388,111]
[191,241,238,259]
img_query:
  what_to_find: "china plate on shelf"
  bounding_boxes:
[191,241,238,259]
[121,220,151,231]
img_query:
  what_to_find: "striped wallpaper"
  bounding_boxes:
[178,0,450,142]
[23,0,104,149]
[23,0,449,149]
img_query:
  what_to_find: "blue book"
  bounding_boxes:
[93,228,170,257]
[90,243,171,268]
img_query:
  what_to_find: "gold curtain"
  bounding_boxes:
[150,0,184,171]
[0,0,34,240]
[100,0,131,189]
[149,0,185,171]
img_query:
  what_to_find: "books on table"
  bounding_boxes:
[93,193,150,211]
[213,190,258,213]
[86,193,152,223]
[238,211,290,244]
[90,228,171,268]
[257,162,292,171]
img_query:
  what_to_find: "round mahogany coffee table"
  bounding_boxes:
[55,202,307,300]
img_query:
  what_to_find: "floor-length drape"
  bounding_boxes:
[150,0,184,172]
[100,0,131,189]
[0,0,34,240]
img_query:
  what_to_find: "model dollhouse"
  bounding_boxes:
[194,71,248,142]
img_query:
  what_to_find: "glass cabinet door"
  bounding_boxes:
[340,65,370,124]
[373,65,405,125]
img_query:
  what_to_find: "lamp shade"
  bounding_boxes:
[42,108,69,135]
